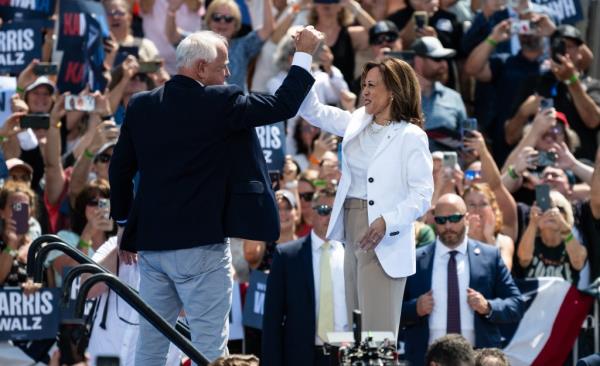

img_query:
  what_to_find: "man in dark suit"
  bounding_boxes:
[401,194,524,366]
[109,28,322,365]
[262,188,348,366]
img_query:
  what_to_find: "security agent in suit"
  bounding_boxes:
[109,28,323,364]
[401,194,523,366]
[262,188,348,366]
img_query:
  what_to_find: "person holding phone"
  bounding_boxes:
[0,181,39,287]
[298,57,433,340]
[517,190,587,284]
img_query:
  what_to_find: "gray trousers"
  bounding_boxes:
[343,198,407,341]
[135,244,233,366]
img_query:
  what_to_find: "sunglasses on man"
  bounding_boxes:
[211,13,235,23]
[433,214,464,225]
[95,153,112,164]
[299,192,315,202]
[373,33,398,45]
[313,204,333,216]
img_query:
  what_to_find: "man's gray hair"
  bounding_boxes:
[176,31,227,70]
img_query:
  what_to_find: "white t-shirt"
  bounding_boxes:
[141,0,203,74]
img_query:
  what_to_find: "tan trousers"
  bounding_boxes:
[343,198,406,341]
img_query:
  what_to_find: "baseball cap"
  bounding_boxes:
[555,111,570,128]
[276,189,297,209]
[554,25,583,45]
[369,21,399,45]
[411,36,456,59]
[6,158,33,174]
[25,76,56,94]
[95,140,117,159]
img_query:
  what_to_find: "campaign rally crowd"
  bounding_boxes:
[0,0,600,365]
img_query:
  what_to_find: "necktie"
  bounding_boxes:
[447,250,461,334]
[318,241,334,342]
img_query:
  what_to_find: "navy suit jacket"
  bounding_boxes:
[400,240,524,366]
[262,236,318,366]
[109,66,314,251]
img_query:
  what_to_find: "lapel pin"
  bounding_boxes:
[474,247,481,255]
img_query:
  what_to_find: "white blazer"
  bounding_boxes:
[299,89,434,278]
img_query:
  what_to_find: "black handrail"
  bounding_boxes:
[33,244,192,339]
[27,234,65,277]
[33,242,109,283]
[75,273,209,366]
[61,264,106,304]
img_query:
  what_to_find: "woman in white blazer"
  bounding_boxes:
[299,58,433,340]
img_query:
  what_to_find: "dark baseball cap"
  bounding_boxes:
[410,36,456,59]
[554,25,583,45]
[369,21,399,45]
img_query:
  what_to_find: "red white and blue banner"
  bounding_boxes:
[502,277,593,366]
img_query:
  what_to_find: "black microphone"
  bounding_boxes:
[352,309,362,345]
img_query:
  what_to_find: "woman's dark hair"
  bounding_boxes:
[293,119,319,157]
[71,179,111,235]
[361,58,424,128]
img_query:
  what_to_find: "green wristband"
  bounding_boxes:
[485,37,498,47]
[0,136,7,143]
[565,74,579,86]
[508,165,519,180]
[564,232,574,244]
[15,86,25,94]
[83,149,95,160]
[78,238,91,249]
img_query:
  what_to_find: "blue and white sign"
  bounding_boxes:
[0,288,61,341]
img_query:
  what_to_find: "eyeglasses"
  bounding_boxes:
[108,9,127,17]
[95,153,112,164]
[434,214,464,225]
[299,192,315,202]
[87,200,100,207]
[9,173,32,182]
[313,205,333,216]
[211,13,235,23]
[373,33,398,45]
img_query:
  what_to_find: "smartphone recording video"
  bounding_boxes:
[65,95,96,112]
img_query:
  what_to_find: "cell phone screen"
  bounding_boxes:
[33,63,58,75]
[268,170,281,191]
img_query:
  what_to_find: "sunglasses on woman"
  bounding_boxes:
[211,13,235,23]
[373,33,398,45]
[299,192,315,202]
[95,153,112,164]
[434,214,464,225]
[313,205,333,216]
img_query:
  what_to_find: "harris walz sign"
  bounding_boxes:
[0,0,56,21]
[0,288,61,341]
[0,20,43,74]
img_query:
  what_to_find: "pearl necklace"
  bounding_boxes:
[366,119,392,136]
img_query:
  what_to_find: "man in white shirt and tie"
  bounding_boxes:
[262,187,348,366]
[400,194,523,366]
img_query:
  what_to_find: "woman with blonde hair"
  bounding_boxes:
[517,190,587,284]
[298,57,433,340]
[463,183,515,270]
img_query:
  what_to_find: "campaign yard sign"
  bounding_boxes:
[531,0,583,24]
[57,0,108,93]
[242,270,268,330]
[0,76,16,126]
[255,121,285,172]
[0,0,56,21]
[0,20,42,74]
[0,288,61,341]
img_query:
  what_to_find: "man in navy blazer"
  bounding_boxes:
[109,29,322,364]
[401,194,523,366]
[262,188,348,366]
